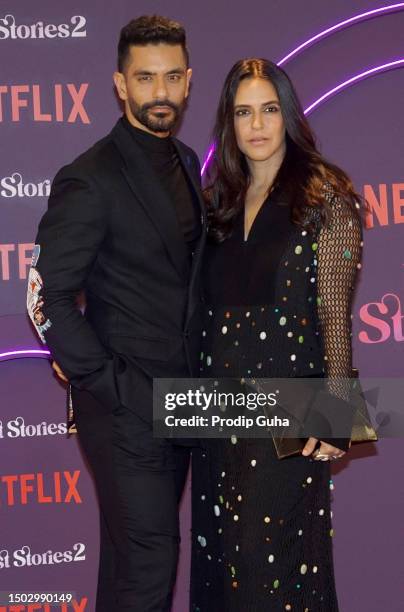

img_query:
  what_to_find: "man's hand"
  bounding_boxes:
[302,437,346,461]
[52,360,68,383]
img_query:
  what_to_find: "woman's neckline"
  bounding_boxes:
[243,185,276,242]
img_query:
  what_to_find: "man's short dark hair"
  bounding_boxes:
[118,15,189,72]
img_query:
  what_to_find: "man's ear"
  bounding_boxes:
[185,68,193,98]
[113,71,128,101]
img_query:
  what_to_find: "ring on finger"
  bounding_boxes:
[313,453,330,461]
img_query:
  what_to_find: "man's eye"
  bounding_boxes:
[168,74,181,82]
[138,76,152,82]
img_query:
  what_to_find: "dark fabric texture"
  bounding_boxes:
[191,187,362,611]
[28,116,207,610]
[73,386,191,612]
[31,116,207,422]
[122,116,201,253]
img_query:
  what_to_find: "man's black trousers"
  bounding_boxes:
[73,387,191,612]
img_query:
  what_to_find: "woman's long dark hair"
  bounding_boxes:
[205,58,364,242]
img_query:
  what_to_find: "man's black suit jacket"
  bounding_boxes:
[30,118,207,424]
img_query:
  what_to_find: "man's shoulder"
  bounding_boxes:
[55,125,122,183]
[172,137,200,167]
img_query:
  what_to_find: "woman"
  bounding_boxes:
[191,59,363,612]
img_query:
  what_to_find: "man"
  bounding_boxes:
[27,15,206,611]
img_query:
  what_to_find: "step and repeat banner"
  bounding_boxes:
[1,1,403,611]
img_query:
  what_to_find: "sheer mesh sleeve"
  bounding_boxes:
[306,191,363,450]
[317,192,363,386]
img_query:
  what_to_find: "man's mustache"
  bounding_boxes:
[142,99,179,112]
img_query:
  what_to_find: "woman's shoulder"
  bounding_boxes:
[299,182,362,237]
[322,181,363,231]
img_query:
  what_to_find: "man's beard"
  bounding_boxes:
[129,98,183,133]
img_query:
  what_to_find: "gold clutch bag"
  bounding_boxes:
[350,369,378,443]
[272,369,378,459]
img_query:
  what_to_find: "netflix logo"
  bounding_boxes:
[0,243,34,281]
[0,471,82,507]
[364,183,404,228]
[0,599,88,612]
[0,84,90,124]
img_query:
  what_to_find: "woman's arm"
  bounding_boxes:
[314,191,363,450]
[317,192,363,383]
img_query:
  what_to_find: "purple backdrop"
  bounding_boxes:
[1,1,403,610]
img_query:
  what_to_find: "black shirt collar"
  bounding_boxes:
[122,115,173,157]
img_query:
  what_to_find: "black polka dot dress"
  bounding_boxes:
[190,187,362,612]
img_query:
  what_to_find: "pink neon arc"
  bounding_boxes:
[0,349,50,361]
[200,145,215,176]
[200,3,404,175]
[277,3,404,66]
[3,13,404,358]
[304,59,404,115]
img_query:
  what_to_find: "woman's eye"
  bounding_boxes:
[264,106,279,113]
[235,109,250,116]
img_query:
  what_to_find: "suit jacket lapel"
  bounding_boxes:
[172,138,207,324]
[171,137,207,271]
[111,119,190,283]
[172,138,207,227]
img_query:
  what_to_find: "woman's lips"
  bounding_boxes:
[248,138,268,145]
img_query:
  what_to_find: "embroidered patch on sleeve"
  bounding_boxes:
[67,384,77,435]
[26,247,52,343]
[31,244,41,267]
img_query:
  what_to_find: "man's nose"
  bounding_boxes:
[153,75,169,99]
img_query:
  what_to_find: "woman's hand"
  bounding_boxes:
[52,360,68,383]
[302,437,346,461]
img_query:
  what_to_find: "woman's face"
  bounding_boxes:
[233,77,286,165]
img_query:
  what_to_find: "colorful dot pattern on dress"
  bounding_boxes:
[192,186,362,611]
